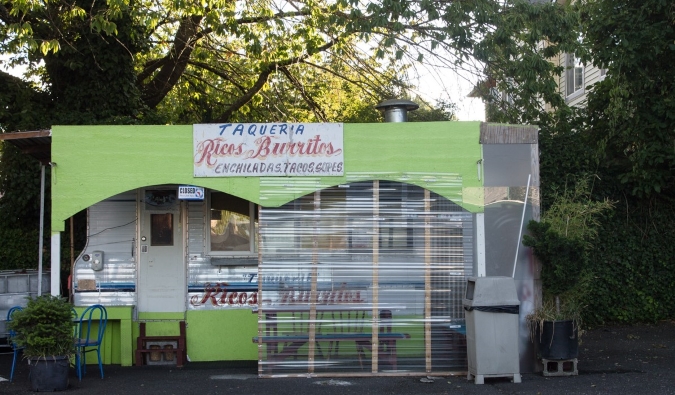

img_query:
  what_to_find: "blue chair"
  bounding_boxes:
[6,306,24,382]
[74,304,108,380]
[71,307,79,337]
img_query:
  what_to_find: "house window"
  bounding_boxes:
[209,192,257,255]
[566,53,584,96]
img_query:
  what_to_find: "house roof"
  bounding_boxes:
[0,130,52,165]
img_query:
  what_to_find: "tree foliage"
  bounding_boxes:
[485,0,675,324]
[473,1,582,125]
[579,0,675,197]
[473,0,664,203]
[6,0,512,269]
[0,0,581,126]
[523,177,614,299]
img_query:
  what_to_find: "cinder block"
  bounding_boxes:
[145,341,177,365]
[542,358,578,376]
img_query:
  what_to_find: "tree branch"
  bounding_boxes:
[140,14,203,108]
[188,60,247,92]
[0,3,16,25]
[212,68,273,123]
[137,57,168,85]
[213,37,339,122]
[278,66,327,122]
[237,10,310,25]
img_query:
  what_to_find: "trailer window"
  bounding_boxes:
[151,213,173,246]
[209,192,257,255]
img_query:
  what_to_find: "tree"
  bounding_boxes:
[468,0,672,200]
[478,0,675,324]
[0,0,582,270]
[579,0,675,197]
[0,1,407,270]
[471,1,582,126]
[0,0,583,125]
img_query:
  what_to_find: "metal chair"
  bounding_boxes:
[6,306,24,382]
[74,304,108,380]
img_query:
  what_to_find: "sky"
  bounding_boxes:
[445,96,485,122]
[409,64,486,122]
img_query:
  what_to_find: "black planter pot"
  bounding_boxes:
[537,320,579,360]
[28,356,70,392]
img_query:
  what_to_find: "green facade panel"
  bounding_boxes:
[51,122,482,231]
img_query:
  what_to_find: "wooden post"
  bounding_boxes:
[308,191,320,374]
[257,204,263,376]
[424,189,432,372]
[372,180,380,372]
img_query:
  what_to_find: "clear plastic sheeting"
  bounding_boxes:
[257,181,472,376]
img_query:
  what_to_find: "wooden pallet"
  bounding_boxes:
[135,321,187,367]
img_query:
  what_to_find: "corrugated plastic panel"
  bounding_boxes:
[257,180,472,376]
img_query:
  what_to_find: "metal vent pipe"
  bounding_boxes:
[375,99,420,122]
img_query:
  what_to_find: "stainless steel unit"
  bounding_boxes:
[463,276,521,384]
[0,270,50,339]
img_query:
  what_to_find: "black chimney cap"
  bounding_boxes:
[375,99,420,111]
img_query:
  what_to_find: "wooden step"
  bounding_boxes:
[135,321,187,367]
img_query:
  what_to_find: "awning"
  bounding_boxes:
[0,129,52,296]
[0,129,52,165]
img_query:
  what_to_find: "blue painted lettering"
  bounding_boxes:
[219,124,232,135]
[233,124,245,136]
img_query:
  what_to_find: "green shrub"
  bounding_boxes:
[8,295,75,358]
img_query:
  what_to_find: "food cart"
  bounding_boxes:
[3,116,540,377]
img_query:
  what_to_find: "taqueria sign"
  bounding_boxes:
[193,123,344,177]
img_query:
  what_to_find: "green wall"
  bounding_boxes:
[134,311,257,362]
[73,306,134,366]
[186,310,258,361]
[51,122,482,231]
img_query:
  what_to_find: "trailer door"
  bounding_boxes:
[138,189,186,313]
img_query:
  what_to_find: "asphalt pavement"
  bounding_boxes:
[1,320,673,394]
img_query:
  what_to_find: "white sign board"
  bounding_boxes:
[193,123,344,177]
[178,185,204,200]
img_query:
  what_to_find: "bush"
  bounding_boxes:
[8,295,75,358]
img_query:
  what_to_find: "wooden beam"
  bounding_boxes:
[0,130,51,140]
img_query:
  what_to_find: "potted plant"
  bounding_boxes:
[523,177,613,362]
[8,295,75,391]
